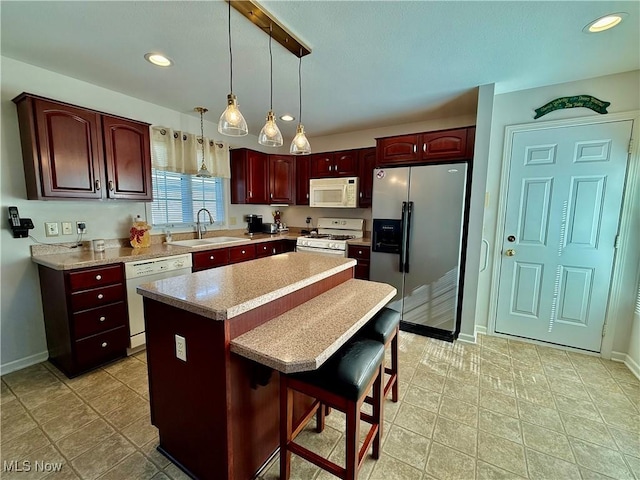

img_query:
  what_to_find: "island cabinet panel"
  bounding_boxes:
[377,126,475,166]
[38,264,128,378]
[295,156,311,205]
[192,248,229,272]
[13,93,152,200]
[269,155,295,204]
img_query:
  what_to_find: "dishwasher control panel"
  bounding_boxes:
[124,254,193,278]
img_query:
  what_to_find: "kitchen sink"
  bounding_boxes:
[166,237,247,248]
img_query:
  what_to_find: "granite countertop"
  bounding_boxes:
[136,252,357,321]
[30,233,299,270]
[230,279,396,373]
[346,237,371,247]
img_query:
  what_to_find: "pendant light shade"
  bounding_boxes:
[195,107,212,178]
[218,1,248,137]
[290,53,311,155]
[259,25,283,147]
[259,110,283,147]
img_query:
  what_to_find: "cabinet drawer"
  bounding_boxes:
[192,248,229,271]
[72,301,127,339]
[229,244,256,264]
[256,241,278,258]
[74,326,128,370]
[348,245,370,261]
[68,264,123,291]
[70,283,124,312]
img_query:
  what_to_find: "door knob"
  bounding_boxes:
[505,249,516,257]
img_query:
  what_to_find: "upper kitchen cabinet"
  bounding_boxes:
[13,93,152,201]
[295,156,311,205]
[230,148,269,204]
[377,127,475,166]
[357,147,376,208]
[310,151,358,178]
[269,155,295,204]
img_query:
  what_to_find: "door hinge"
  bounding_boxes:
[614,234,620,249]
[602,324,607,337]
[629,138,633,154]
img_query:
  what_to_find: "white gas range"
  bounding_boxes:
[296,218,365,257]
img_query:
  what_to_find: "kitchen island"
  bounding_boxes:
[137,252,395,480]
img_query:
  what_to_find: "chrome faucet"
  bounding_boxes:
[196,208,214,239]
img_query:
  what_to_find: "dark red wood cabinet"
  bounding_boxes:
[38,264,129,377]
[13,93,152,201]
[377,127,475,166]
[310,151,358,178]
[357,148,376,208]
[229,244,257,264]
[295,156,311,205]
[230,149,269,204]
[347,245,370,280]
[192,248,230,272]
[269,155,295,204]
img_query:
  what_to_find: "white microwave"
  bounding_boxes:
[309,177,359,208]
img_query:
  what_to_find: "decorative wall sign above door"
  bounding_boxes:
[534,95,610,119]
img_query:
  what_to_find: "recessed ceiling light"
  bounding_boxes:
[583,12,627,33]
[144,53,173,67]
[279,114,295,122]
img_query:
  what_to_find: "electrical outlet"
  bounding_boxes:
[229,216,237,226]
[306,217,312,225]
[61,222,73,235]
[76,221,86,234]
[45,222,59,237]
[175,334,187,362]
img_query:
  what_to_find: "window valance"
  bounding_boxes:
[151,126,230,178]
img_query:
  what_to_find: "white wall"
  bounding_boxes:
[475,70,640,358]
[0,56,479,373]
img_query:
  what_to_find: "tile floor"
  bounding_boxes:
[1,333,639,480]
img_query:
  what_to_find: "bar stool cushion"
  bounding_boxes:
[359,308,401,344]
[291,339,384,401]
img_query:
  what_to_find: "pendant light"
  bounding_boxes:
[195,107,212,178]
[218,0,248,136]
[290,51,311,155]
[258,24,283,147]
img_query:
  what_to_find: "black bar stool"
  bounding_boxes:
[280,339,385,480]
[358,307,401,402]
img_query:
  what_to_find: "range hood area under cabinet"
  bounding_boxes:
[13,93,152,201]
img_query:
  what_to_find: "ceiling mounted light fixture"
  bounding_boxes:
[583,12,627,33]
[290,51,311,155]
[144,52,173,67]
[258,24,283,147]
[218,1,248,137]
[280,114,295,122]
[195,107,212,178]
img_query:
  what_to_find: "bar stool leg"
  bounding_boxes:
[391,327,399,402]
[280,378,293,480]
[316,401,326,433]
[372,364,384,458]
[345,399,359,480]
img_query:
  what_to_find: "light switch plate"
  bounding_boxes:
[45,222,59,237]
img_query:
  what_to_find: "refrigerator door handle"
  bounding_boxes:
[404,201,413,273]
[399,202,407,273]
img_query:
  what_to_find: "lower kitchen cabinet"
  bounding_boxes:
[229,244,256,264]
[347,245,370,280]
[37,264,129,378]
[193,239,294,272]
[192,248,230,272]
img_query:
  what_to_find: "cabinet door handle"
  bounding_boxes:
[413,145,416,154]
[95,179,101,190]
[95,274,102,280]
[423,143,427,153]
[241,250,246,254]
[101,342,108,348]
[306,193,309,199]
[359,192,363,198]
[108,180,114,191]
[358,250,363,255]
[99,316,106,322]
[249,190,252,198]
[97,293,104,300]
[270,193,273,199]
[210,255,215,260]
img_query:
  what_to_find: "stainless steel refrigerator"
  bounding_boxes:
[370,163,469,341]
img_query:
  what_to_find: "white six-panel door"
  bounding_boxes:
[496,120,632,351]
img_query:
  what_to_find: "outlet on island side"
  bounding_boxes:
[175,334,187,362]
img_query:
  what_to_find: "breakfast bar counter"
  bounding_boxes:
[138,253,395,480]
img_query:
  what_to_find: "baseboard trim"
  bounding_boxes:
[611,351,640,380]
[457,332,477,344]
[476,325,487,335]
[0,351,49,376]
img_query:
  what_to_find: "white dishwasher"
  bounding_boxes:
[124,253,192,353]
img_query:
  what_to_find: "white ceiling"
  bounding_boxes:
[1,1,638,139]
